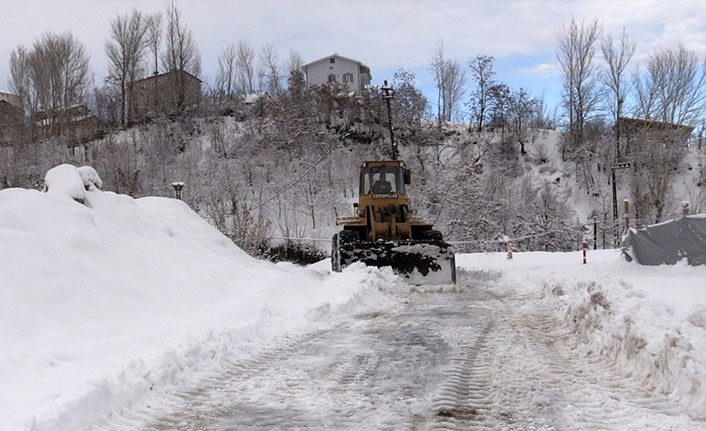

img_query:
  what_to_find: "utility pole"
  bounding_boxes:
[611,161,631,245]
[381,80,397,160]
[611,109,630,247]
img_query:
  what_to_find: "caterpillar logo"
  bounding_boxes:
[373,193,398,199]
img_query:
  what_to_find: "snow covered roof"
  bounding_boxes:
[132,68,202,84]
[301,53,370,71]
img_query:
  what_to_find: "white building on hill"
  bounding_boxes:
[302,54,371,95]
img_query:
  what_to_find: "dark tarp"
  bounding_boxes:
[622,215,706,266]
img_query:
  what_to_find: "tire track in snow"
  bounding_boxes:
[91,280,704,430]
[502,306,702,430]
[431,319,495,431]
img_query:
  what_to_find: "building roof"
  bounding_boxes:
[132,69,202,84]
[0,92,23,110]
[619,117,695,134]
[0,100,22,112]
[301,53,370,71]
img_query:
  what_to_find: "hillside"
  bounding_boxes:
[2,103,704,257]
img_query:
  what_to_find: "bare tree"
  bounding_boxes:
[508,88,537,155]
[431,40,447,124]
[216,43,238,101]
[105,9,149,126]
[628,124,693,223]
[236,39,256,94]
[556,18,602,157]
[161,1,201,112]
[143,12,162,115]
[468,54,496,131]
[16,31,92,132]
[634,45,706,126]
[260,44,281,96]
[442,59,466,122]
[285,50,305,99]
[145,12,163,76]
[601,29,635,122]
[431,41,466,123]
[601,28,635,159]
[627,46,705,223]
[487,83,511,134]
[8,46,31,113]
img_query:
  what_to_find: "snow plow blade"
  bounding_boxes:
[336,239,456,284]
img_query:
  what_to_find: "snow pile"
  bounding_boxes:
[43,164,90,201]
[0,165,396,431]
[456,251,706,419]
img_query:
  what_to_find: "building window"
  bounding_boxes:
[343,73,354,83]
[330,58,335,64]
[328,74,336,83]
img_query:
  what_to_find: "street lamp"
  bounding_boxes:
[381,80,397,160]
[171,182,184,200]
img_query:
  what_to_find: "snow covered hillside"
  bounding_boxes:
[0,165,397,431]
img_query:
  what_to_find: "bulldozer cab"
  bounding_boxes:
[360,161,410,200]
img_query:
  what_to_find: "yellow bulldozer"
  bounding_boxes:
[332,159,456,284]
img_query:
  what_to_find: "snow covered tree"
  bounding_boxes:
[390,69,428,142]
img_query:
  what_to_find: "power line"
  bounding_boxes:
[251,143,336,211]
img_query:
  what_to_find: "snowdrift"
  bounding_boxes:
[0,165,396,431]
[456,251,706,420]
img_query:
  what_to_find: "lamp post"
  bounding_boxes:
[171,182,184,200]
[381,80,397,160]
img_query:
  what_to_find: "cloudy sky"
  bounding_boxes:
[1,0,705,115]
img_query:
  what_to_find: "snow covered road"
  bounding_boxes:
[3,171,704,430]
[101,275,704,430]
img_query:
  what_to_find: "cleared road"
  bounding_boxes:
[118,273,701,430]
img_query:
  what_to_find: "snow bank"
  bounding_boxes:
[43,164,88,201]
[0,166,397,431]
[457,251,706,419]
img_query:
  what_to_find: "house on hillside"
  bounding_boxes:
[302,54,371,95]
[132,69,202,121]
[618,117,695,157]
[35,104,101,144]
[0,92,24,146]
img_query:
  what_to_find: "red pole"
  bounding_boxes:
[507,242,513,260]
[582,240,587,264]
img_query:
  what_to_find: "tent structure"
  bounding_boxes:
[621,215,706,266]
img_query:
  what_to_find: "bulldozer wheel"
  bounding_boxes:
[331,233,340,272]
[339,230,359,243]
[332,230,358,273]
